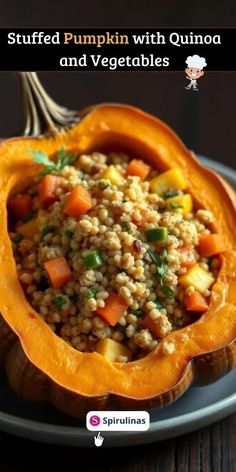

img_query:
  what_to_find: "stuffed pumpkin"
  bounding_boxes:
[0,101,236,418]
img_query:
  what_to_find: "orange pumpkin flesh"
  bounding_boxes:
[0,104,236,418]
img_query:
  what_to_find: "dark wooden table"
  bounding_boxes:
[0,1,236,470]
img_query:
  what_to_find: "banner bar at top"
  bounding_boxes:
[0,28,234,71]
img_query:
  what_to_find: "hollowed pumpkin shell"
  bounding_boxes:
[0,104,236,418]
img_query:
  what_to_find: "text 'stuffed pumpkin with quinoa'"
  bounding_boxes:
[0,104,236,419]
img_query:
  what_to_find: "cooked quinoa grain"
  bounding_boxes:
[9,149,221,362]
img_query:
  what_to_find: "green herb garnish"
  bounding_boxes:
[64,230,73,238]
[154,299,164,310]
[41,226,55,239]
[52,296,67,310]
[84,287,99,299]
[29,147,78,176]
[163,189,180,199]
[13,233,23,244]
[22,210,36,223]
[169,203,183,209]
[155,249,175,299]
[156,248,169,280]
[147,249,159,265]
[83,250,103,270]
[161,284,174,299]
[133,309,143,318]
[122,222,131,232]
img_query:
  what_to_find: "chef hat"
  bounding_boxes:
[185,55,207,69]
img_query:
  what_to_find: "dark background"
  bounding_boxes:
[0,1,235,471]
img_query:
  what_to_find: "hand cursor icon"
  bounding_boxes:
[94,431,104,447]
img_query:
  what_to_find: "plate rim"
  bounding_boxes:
[0,381,235,437]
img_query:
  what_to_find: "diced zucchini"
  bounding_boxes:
[100,165,125,186]
[150,168,187,194]
[179,264,215,292]
[83,250,103,269]
[146,227,168,242]
[166,194,193,216]
[95,338,131,362]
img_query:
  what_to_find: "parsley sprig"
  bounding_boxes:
[155,249,174,299]
[29,147,78,176]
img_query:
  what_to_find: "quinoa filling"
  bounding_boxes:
[8,149,222,362]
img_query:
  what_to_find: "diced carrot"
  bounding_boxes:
[64,185,93,218]
[96,292,129,326]
[39,175,66,206]
[184,291,209,313]
[126,159,150,181]
[44,257,72,288]
[132,208,149,228]
[8,194,32,219]
[179,246,196,268]
[143,314,165,339]
[198,234,226,257]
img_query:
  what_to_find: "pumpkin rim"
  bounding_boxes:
[0,102,235,400]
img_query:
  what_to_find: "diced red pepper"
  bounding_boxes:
[8,194,32,219]
[179,246,196,268]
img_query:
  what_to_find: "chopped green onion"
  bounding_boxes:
[146,227,168,242]
[52,296,67,310]
[83,250,103,269]
[41,226,55,239]
[84,287,99,299]
[163,189,180,199]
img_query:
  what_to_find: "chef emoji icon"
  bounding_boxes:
[185,55,207,91]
